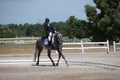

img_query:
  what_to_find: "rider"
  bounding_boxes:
[43,18,55,46]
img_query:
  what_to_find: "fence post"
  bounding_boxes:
[32,36,35,44]
[81,41,84,54]
[15,37,18,44]
[113,41,116,53]
[107,40,109,54]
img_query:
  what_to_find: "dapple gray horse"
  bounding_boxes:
[34,32,68,66]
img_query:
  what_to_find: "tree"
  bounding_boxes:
[85,0,120,42]
[66,16,78,38]
[65,16,89,39]
[51,22,67,36]
[0,25,16,38]
[75,20,90,39]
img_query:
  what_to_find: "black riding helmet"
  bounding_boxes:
[45,18,50,23]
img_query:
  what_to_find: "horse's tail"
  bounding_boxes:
[33,38,43,62]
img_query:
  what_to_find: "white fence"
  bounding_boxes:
[0,37,109,53]
[113,41,120,53]
[0,37,40,44]
[63,40,109,54]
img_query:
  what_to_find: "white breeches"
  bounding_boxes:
[48,32,52,42]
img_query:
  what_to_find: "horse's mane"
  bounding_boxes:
[53,32,63,48]
[55,32,63,43]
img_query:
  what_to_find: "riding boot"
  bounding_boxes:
[48,41,51,47]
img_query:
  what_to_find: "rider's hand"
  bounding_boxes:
[54,31,56,33]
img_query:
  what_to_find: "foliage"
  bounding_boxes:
[0,23,45,38]
[66,16,89,39]
[85,0,120,42]
[0,16,89,39]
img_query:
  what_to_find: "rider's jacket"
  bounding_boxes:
[43,23,55,37]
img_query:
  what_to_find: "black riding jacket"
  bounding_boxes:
[43,23,55,37]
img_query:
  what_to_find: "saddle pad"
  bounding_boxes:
[44,38,48,45]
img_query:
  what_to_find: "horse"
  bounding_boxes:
[34,32,68,66]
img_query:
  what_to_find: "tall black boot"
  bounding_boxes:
[48,41,51,47]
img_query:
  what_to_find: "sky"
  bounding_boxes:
[0,0,95,24]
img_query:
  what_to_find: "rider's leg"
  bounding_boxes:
[48,32,52,46]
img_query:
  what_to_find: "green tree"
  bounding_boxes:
[51,22,67,36]
[85,0,120,42]
[66,16,89,39]
[0,25,16,38]
[66,16,78,38]
[75,20,89,39]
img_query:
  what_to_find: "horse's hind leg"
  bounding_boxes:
[47,48,56,66]
[36,50,41,66]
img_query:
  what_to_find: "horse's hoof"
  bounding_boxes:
[36,62,39,66]
[56,63,59,66]
[53,64,56,66]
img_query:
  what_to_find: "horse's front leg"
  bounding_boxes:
[47,48,56,66]
[56,49,62,66]
[61,53,69,66]
[57,49,69,66]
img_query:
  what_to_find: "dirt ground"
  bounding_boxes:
[0,64,120,80]
[0,52,120,80]
[0,45,120,80]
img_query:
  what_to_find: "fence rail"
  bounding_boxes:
[0,37,40,44]
[63,40,109,54]
[0,37,110,54]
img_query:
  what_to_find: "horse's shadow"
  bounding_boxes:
[31,63,55,67]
